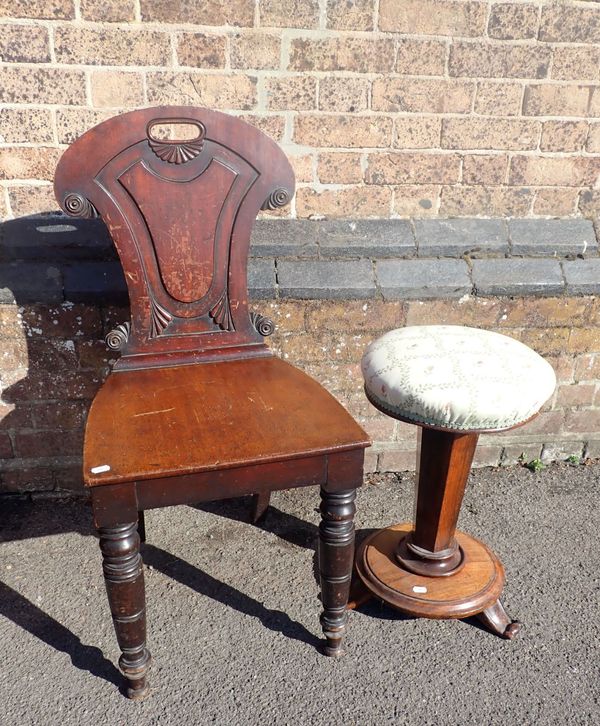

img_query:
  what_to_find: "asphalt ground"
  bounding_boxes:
[0,461,598,726]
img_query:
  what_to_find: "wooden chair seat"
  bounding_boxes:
[85,356,368,487]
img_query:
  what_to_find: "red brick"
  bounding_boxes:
[22,304,103,339]
[366,153,460,185]
[0,67,86,106]
[296,187,392,218]
[474,81,523,116]
[395,38,447,76]
[563,410,600,434]
[54,26,171,66]
[0,467,55,493]
[540,3,600,44]
[0,148,61,182]
[140,0,254,25]
[462,155,508,185]
[552,46,600,81]
[327,0,374,30]
[372,78,474,114]
[318,78,368,113]
[294,115,392,148]
[363,449,378,473]
[80,0,135,21]
[176,33,227,68]
[450,42,550,79]
[405,299,501,328]
[488,2,539,40]
[533,188,579,217]
[13,429,84,458]
[556,384,596,409]
[0,432,13,459]
[473,446,502,468]
[509,156,600,187]
[393,186,441,217]
[265,76,317,111]
[504,410,564,436]
[306,301,403,333]
[523,84,593,117]
[378,0,486,36]
[318,153,363,184]
[440,185,534,216]
[230,32,280,70]
[379,449,415,472]
[0,0,74,19]
[0,24,50,63]
[442,118,540,151]
[574,354,600,382]
[260,0,319,28]
[146,72,257,110]
[289,37,395,73]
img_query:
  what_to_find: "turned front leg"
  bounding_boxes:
[318,488,356,657]
[98,521,151,699]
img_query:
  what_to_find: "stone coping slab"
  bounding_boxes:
[0,215,598,303]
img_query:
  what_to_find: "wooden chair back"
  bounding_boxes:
[54,107,294,370]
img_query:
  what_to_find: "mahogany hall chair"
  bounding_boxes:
[54,107,369,699]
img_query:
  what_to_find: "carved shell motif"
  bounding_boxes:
[147,119,206,164]
[209,290,234,332]
[150,299,173,338]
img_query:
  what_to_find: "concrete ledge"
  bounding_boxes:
[0,215,598,303]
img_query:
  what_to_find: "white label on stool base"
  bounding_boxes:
[90,464,111,474]
[412,585,428,593]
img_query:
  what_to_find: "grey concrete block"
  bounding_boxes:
[278,259,375,299]
[377,259,471,299]
[0,263,63,303]
[248,258,276,299]
[318,219,415,257]
[0,215,115,261]
[250,220,318,257]
[63,262,127,304]
[562,259,600,294]
[472,258,564,296]
[415,218,508,257]
[509,219,597,257]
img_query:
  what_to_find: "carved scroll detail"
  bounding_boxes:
[150,299,172,338]
[63,192,98,219]
[105,322,130,351]
[250,311,275,337]
[209,290,234,331]
[261,187,290,210]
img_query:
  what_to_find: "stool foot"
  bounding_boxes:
[477,599,522,640]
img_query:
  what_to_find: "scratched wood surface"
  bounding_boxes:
[54,106,295,370]
[84,355,369,487]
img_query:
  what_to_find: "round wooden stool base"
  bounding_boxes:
[356,523,507,621]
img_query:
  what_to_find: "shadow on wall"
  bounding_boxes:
[0,210,129,496]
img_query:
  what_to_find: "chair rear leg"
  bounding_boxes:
[318,488,356,657]
[137,510,146,543]
[250,492,271,523]
[98,521,151,699]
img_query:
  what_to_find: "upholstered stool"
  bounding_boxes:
[355,325,556,638]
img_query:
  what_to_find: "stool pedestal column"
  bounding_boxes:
[355,425,522,639]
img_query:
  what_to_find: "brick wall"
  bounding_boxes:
[0,216,599,495]
[1,0,600,221]
[2,292,600,495]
